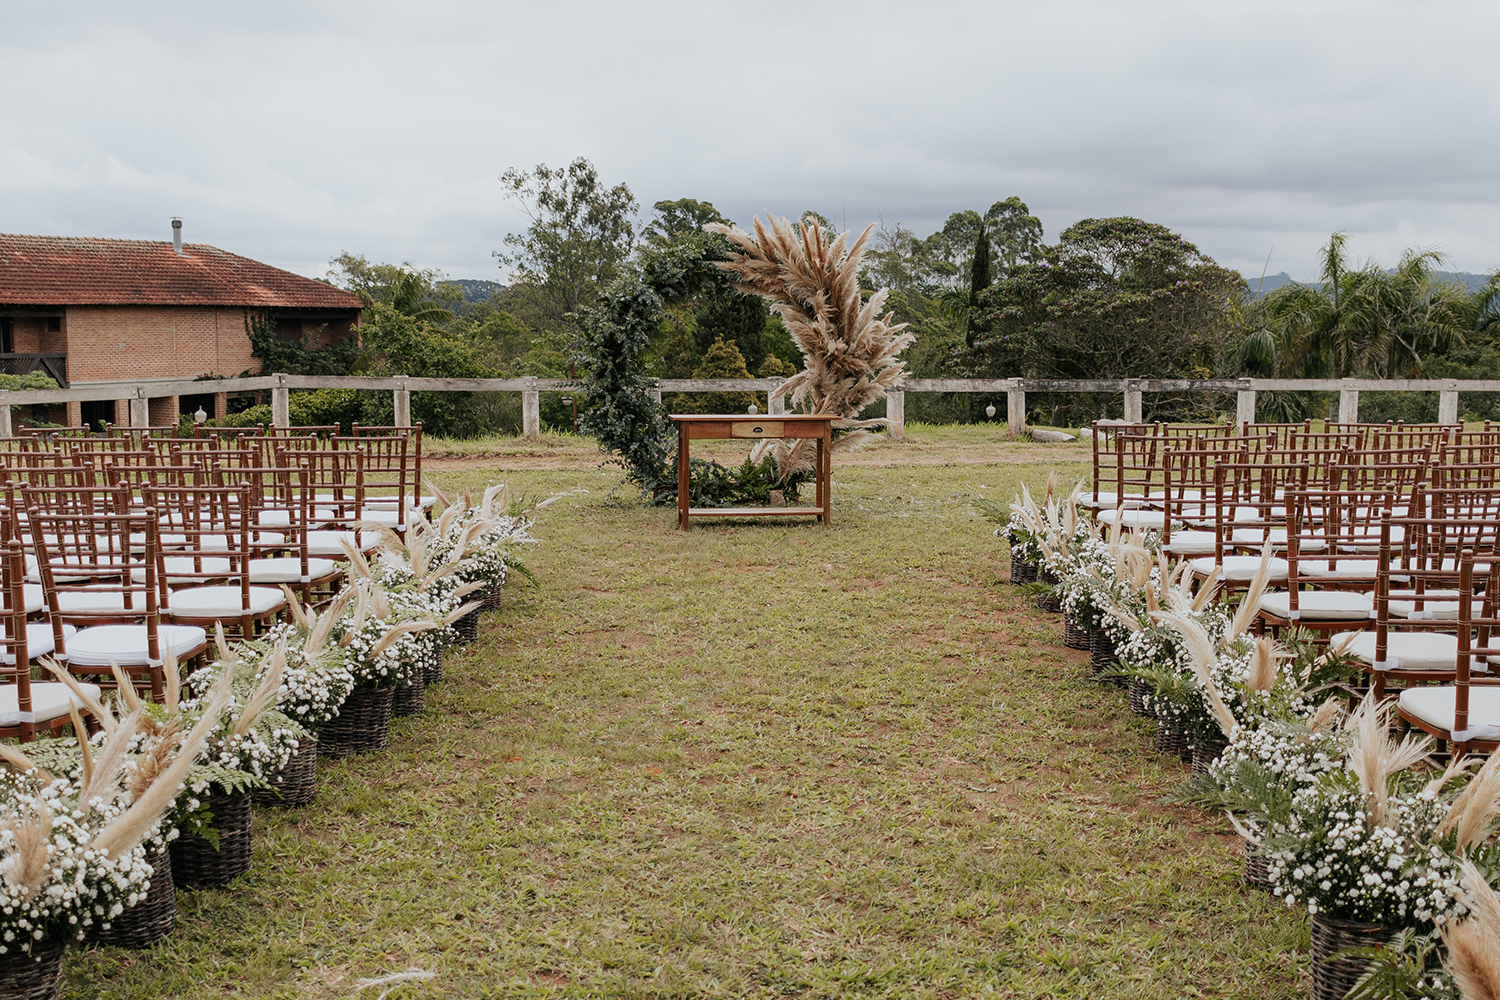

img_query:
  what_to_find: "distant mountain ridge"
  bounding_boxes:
[1242,270,1494,296]
[439,278,507,303]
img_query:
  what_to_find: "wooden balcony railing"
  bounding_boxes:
[0,353,67,387]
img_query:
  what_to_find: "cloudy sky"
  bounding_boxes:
[2,0,1497,284]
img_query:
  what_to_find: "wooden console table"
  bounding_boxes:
[671,413,836,530]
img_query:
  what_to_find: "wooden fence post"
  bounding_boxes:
[1338,378,1360,423]
[885,389,904,440]
[1236,389,1257,429]
[1438,380,1460,424]
[767,379,785,416]
[392,378,411,427]
[1006,380,1026,438]
[1123,380,1143,423]
[522,379,540,438]
[0,400,11,438]
[130,388,149,429]
[271,374,289,429]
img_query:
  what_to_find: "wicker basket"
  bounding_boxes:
[391,678,425,718]
[1063,613,1091,650]
[318,685,395,757]
[96,845,175,948]
[1154,718,1191,758]
[1243,837,1272,890]
[171,785,252,889]
[253,733,318,807]
[1310,914,1399,1000]
[1034,590,1062,614]
[481,584,503,611]
[1128,677,1153,716]
[1090,630,1119,676]
[0,937,65,1000]
[425,649,443,686]
[452,608,480,644]
[1010,558,1038,585]
[1191,736,1230,776]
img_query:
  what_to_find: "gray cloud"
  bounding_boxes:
[1,0,1497,283]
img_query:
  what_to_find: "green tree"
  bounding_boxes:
[985,197,1043,275]
[643,198,726,245]
[496,158,638,331]
[327,253,453,322]
[676,336,755,414]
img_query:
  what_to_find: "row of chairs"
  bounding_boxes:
[0,426,426,742]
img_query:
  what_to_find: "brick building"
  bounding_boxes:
[0,227,362,426]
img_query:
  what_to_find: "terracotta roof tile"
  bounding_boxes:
[0,233,364,310]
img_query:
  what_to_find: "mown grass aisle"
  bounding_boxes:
[67,448,1308,999]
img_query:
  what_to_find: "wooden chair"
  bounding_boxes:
[25,490,207,702]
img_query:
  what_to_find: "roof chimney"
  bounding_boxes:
[171,217,183,255]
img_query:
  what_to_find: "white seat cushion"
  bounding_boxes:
[1259,590,1373,621]
[1399,685,1500,740]
[1330,630,1461,671]
[23,584,42,614]
[1078,491,1120,509]
[1190,556,1289,582]
[165,586,285,618]
[130,557,233,585]
[56,589,137,616]
[257,510,293,527]
[0,679,102,724]
[1162,530,1218,556]
[1298,559,1382,580]
[306,530,380,557]
[0,623,76,665]
[1097,508,1167,529]
[26,553,128,584]
[1389,597,1486,620]
[1230,527,1325,551]
[247,557,339,584]
[64,624,207,667]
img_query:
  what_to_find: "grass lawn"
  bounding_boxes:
[64,425,1308,999]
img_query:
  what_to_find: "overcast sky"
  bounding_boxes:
[2,0,1497,285]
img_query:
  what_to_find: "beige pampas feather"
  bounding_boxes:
[1441,859,1500,1000]
[1345,693,1433,825]
[1307,697,1343,734]
[1226,545,1276,640]
[1247,638,1279,694]
[441,601,483,627]
[423,478,452,512]
[340,539,374,580]
[358,521,405,553]
[1191,565,1221,612]
[1044,471,1057,503]
[89,669,232,860]
[370,583,391,621]
[366,620,439,660]
[82,707,142,804]
[0,743,48,781]
[706,215,914,480]
[0,801,53,899]
[128,718,182,800]
[306,588,355,658]
[69,704,94,792]
[163,644,181,715]
[232,640,287,737]
[282,588,312,630]
[1444,752,1500,851]
[41,659,113,734]
[214,622,232,662]
[109,661,142,714]
[1158,611,1239,738]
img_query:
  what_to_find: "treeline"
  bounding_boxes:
[250,156,1500,436]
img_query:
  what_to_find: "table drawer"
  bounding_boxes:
[730,420,784,438]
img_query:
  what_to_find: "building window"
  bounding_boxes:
[46,317,61,333]
[0,319,11,354]
[275,318,303,343]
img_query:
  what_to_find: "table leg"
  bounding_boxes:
[678,423,690,530]
[819,431,830,525]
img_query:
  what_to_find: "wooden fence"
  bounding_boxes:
[0,373,1491,439]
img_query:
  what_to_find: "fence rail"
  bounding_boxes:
[0,373,1484,439]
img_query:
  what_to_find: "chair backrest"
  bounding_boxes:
[0,513,35,731]
[1451,551,1500,749]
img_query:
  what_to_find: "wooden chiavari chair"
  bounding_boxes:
[24,486,208,701]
